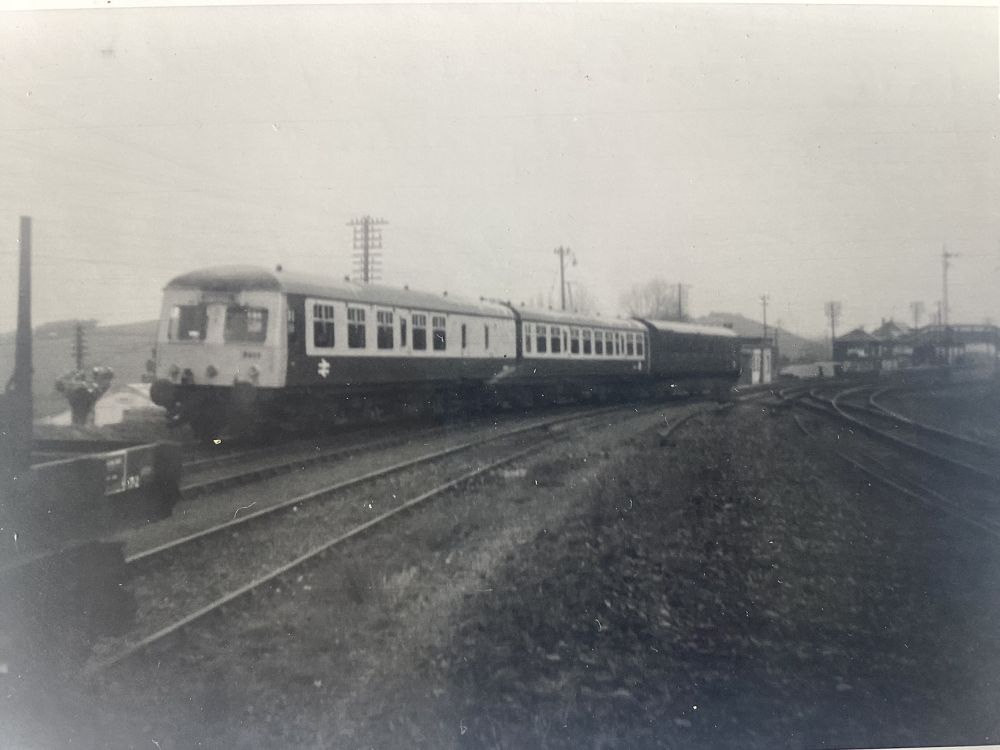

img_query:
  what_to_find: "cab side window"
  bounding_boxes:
[169,304,208,341]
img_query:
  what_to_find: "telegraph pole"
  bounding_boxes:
[73,323,86,371]
[676,283,692,321]
[824,301,841,358]
[941,244,957,328]
[553,246,575,311]
[348,216,388,283]
[2,216,33,500]
[760,294,769,340]
[941,244,958,364]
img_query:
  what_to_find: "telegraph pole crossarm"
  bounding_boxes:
[348,216,388,283]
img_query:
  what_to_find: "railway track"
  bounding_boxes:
[791,380,1000,543]
[792,412,1000,541]
[87,401,682,674]
[177,393,759,499]
[806,384,1000,485]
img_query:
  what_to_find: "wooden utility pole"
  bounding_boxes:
[553,246,575,311]
[675,283,692,321]
[348,216,387,283]
[2,216,33,501]
[824,300,842,358]
[73,323,86,371]
[941,244,956,328]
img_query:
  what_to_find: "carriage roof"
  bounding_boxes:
[515,306,647,331]
[640,319,739,338]
[165,266,515,319]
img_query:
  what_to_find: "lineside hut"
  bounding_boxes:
[739,337,776,385]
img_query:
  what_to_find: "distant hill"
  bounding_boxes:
[0,319,159,418]
[695,312,828,363]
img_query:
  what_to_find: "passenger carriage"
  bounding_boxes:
[150,265,743,437]
[501,308,650,404]
[639,319,741,396]
[151,266,517,436]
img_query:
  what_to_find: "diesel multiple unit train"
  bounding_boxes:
[149,266,741,437]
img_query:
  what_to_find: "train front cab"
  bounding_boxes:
[150,286,287,436]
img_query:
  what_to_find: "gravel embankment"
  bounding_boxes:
[6,400,1000,749]
[363,405,1000,748]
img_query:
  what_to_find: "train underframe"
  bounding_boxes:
[155,372,739,440]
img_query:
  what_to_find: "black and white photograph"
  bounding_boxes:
[2,1,1000,748]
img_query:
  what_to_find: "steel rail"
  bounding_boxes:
[793,414,1000,540]
[178,426,452,499]
[125,405,623,564]
[90,403,685,674]
[796,385,1000,487]
[867,386,1000,455]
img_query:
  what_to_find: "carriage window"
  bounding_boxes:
[626,333,635,356]
[432,315,447,351]
[536,324,548,353]
[400,318,407,348]
[593,330,603,355]
[169,304,208,341]
[312,303,335,348]
[484,324,489,350]
[550,326,562,354]
[637,335,644,357]
[461,323,467,349]
[348,307,366,349]
[377,310,394,349]
[287,307,297,340]
[524,323,532,353]
[224,305,268,343]
[412,314,427,351]
[570,328,580,355]
[582,329,592,355]
[606,332,614,356]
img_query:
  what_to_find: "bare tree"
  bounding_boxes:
[620,278,688,320]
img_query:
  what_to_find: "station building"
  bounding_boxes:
[834,320,999,372]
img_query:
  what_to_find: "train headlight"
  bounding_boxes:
[206,364,219,379]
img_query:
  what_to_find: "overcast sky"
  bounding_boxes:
[2,3,999,337]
